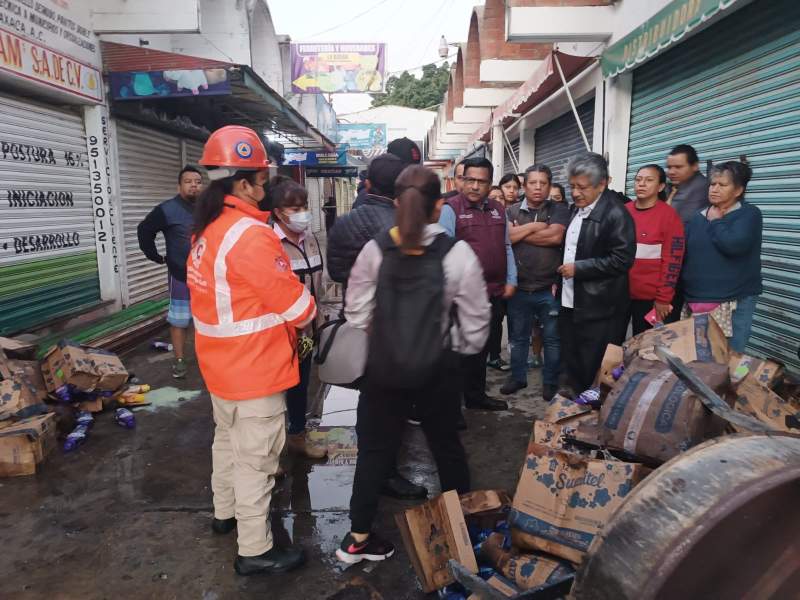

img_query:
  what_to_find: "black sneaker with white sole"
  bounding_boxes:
[335,532,395,564]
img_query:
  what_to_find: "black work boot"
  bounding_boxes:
[234,545,305,576]
[212,517,237,535]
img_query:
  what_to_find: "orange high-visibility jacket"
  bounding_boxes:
[187,195,316,400]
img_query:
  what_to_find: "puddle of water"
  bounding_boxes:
[320,386,359,427]
[132,386,202,412]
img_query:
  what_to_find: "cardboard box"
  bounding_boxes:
[508,443,645,564]
[0,413,57,477]
[595,358,730,464]
[728,352,784,390]
[481,532,575,590]
[41,340,99,393]
[486,574,521,597]
[7,360,48,403]
[460,490,510,516]
[395,490,479,593]
[622,315,728,366]
[0,376,48,420]
[596,344,624,388]
[84,348,128,392]
[543,394,594,426]
[731,372,799,433]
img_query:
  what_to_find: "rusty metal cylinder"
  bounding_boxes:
[572,433,800,600]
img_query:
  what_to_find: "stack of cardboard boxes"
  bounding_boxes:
[397,316,799,598]
[0,338,128,477]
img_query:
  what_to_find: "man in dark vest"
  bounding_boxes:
[440,157,517,412]
[137,165,203,379]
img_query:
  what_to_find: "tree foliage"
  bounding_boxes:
[371,62,450,110]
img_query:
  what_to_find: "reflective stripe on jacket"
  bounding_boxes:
[187,195,316,400]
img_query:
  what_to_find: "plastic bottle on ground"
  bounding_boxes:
[115,407,136,429]
[151,341,174,352]
[75,411,94,427]
[126,384,151,394]
[64,424,90,452]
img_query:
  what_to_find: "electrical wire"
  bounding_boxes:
[414,0,456,66]
[307,0,392,38]
[384,51,457,77]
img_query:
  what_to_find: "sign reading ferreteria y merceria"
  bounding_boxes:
[290,43,386,94]
[601,0,745,77]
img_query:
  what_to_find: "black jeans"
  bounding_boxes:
[628,299,655,337]
[349,355,470,534]
[559,308,628,393]
[487,298,507,361]
[286,355,312,435]
[461,296,504,404]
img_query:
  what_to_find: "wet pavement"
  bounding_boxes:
[0,334,550,599]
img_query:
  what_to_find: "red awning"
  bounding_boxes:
[467,51,596,144]
[101,41,230,72]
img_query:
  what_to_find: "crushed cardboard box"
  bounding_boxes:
[0,413,57,477]
[41,341,100,393]
[7,360,48,403]
[84,348,128,392]
[481,532,574,591]
[395,490,478,593]
[508,442,645,564]
[731,372,800,433]
[592,358,731,464]
[543,394,595,426]
[728,352,784,390]
[622,315,728,366]
[596,344,624,389]
[0,376,47,421]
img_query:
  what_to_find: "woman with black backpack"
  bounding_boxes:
[335,165,491,565]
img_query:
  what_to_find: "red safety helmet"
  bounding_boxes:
[199,126,270,174]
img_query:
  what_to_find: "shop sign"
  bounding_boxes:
[305,166,358,178]
[0,0,100,68]
[336,123,387,158]
[602,0,745,77]
[284,145,348,166]
[109,68,231,100]
[290,43,386,94]
[0,25,102,102]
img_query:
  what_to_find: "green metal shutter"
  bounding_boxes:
[535,98,594,189]
[0,92,101,336]
[626,0,800,371]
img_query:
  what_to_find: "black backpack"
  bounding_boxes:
[366,230,456,389]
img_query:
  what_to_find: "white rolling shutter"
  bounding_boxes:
[117,121,182,305]
[0,92,100,334]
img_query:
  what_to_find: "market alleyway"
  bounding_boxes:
[0,334,548,599]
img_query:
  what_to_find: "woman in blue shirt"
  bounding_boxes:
[681,161,762,352]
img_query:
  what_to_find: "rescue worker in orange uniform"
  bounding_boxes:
[187,126,316,576]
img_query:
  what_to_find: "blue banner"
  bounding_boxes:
[284,145,348,166]
[335,123,387,152]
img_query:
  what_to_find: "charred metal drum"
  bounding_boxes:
[572,433,800,599]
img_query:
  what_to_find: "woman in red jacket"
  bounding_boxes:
[625,164,685,334]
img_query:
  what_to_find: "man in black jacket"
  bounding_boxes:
[327,154,406,284]
[137,165,202,379]
[325,153,427,500]
[557,153,636,393]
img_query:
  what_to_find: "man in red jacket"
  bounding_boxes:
[625,164,685,334]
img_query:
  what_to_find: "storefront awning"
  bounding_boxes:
[601,0,749,78]
[100,42,334,150]
[467,51,595,145]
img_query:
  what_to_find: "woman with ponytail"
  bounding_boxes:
[335,165,491,565]
[187,126,316,576]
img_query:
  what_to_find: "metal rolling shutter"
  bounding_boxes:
[0,92,100,335]
[117,121,182,306]
[534,99,594,189]
[626,0,800,370]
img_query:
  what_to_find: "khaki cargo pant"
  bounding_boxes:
[210,393,286,557]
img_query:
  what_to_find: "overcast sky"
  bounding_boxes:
[269,0,481,115]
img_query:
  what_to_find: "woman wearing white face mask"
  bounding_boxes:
[269,179,327,459]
